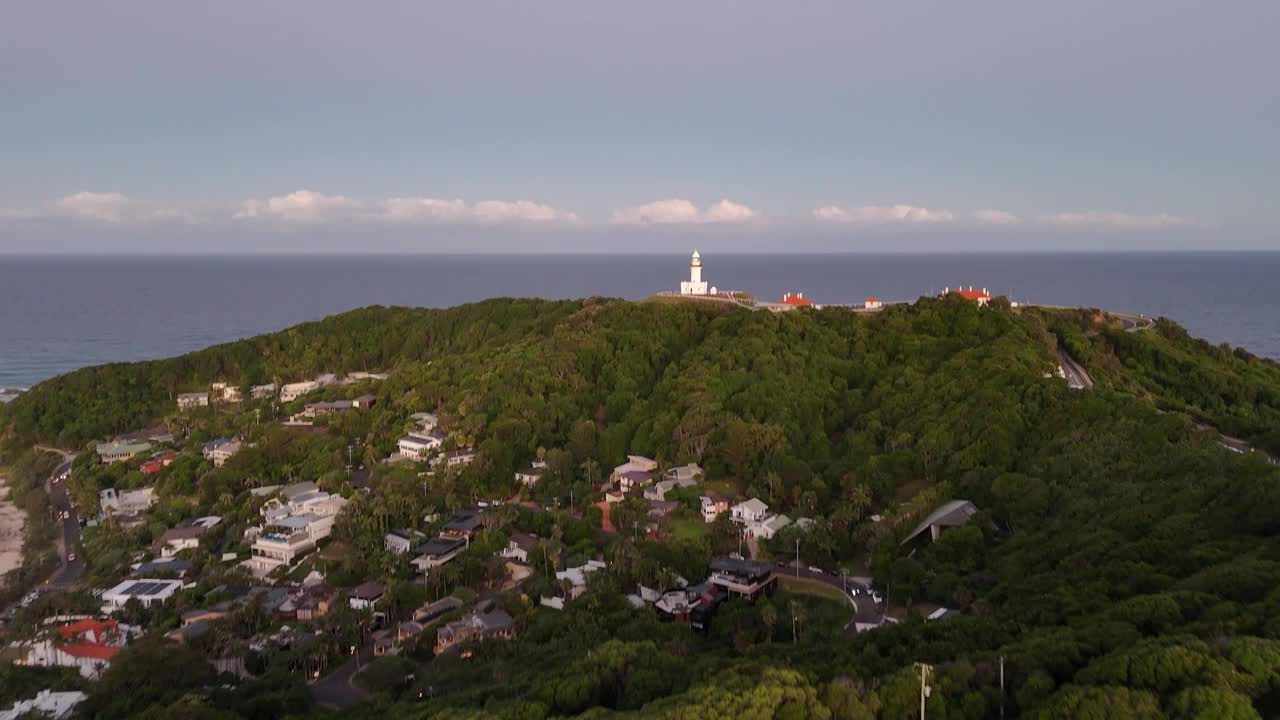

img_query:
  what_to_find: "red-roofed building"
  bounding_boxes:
[22,618,126,678]
[864,297,882,310]
[945,286,992,306]
[780,292,814,307]
[141,453,177,474]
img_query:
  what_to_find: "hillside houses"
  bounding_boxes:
[731,498,792,539]
[18,618,130,679]
[95,440,152,464]
[435,601,515,655]
[398,431,445,460]
[241,484,347,578]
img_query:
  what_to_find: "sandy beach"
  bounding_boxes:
[0,477,25,580]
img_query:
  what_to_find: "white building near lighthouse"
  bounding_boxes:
[679,250,712,295]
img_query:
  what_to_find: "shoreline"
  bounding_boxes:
[0,475,26,581]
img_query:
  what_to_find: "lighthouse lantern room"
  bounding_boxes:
[679,250,710,296]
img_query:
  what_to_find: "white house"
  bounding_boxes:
[433,449,476,469]
[250,383,277,399]
[99,487,156,516]
[101,578,185,611]
[514,466,544,487]
[500,533,539,564]
[643,480,676,502]
[348,581,386,611]
[241,489,347,577]
[154,526,207,557]
[279,379,321,402]
[700,491,731,523]
[176,392,209,410]
[611,455,658,482]
[545,560,606,607]
[398,432,444,460]
[663,463,703,486]
[202,437,242,467]
[679,250,710,295]
[731,498,770,524]
[746,514,792,540]
[384,528,425,555]
[18,618,128,680]
[864,297,883,310]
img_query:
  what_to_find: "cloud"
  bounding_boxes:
[469,200,578,223]
[972,209,1020,225]
[813,204,955,224]
[54,192,134,222]
[235,190,361,222]
[381,197,468,221]
[610,198,756,225]
[1043,211,1188,229]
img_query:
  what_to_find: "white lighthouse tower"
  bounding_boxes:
[679,249,710,296]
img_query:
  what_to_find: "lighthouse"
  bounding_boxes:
[679,250,710,295]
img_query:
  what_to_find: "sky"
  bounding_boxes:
[2,1,1277,253]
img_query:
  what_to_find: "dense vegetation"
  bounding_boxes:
[4,296,1280,719]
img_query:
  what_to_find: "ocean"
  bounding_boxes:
[1,253,1278,391]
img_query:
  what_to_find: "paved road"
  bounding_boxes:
[311,644,373,708]
[1055,344,1094,390]
[40,451,84,590]
[773,561,886,631]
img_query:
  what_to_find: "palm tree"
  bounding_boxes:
[760,602,777,644]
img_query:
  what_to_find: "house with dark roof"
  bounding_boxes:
[500,533,540,564]
[900,499,979,546]
[410,536,467,572]
[441,509,487,539]
[434,601,515,655]
[348,581,386,611]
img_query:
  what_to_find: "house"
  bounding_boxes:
[213,381,242,403]
[115,426,174,444]
[343,371,389,384]
[618,470,653,493]
[643,480,676,502]
[780,291,814,307]
[242,491,347,577]
[19,619,127,679]
[131,557,191,577]
[654,584,717,623]
[398,432,445,460]
[279,379,322,402]
[441,509,487,539]
[746,513,792,540]
[154,526,208,557]
[900,499,979,546]
[0,689,87,720]
[99,487,156,516]
[101,578,185,611]
[433,448,477,469]
[285,583,338,622]
[864,297,882,310]
[500,533,540,564]
[140,453,177,475]
[303,394,377,417]
[731,498,770,524]
[708,557,776,601]
[280,481,320,502]
[351,393,377,408]
[663,463,703,486]
[95,440,152,464]
[348,581,386,611]
[410,412,439,432]
[611,455,658,483]
[202,437,242,467]
[373,621,425,657]
[385,528,426,555]
[250,383,277,399]
[435,601,515,654]
[604,489,626,504]
[177,392,209,410]
[410,536,467,572]
[551,559,606,603]
[700,491,731,523]
[944,286,992,307]
[514,466,545,487]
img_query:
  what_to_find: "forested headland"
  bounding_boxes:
[4,295,1280,719]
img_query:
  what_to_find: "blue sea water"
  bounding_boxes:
[1,253,1278,391]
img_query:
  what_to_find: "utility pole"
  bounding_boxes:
[915,662,932,720]
[795,537,800,578]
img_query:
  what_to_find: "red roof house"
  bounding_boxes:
[780,292,814,307]
[945,286,992,306]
